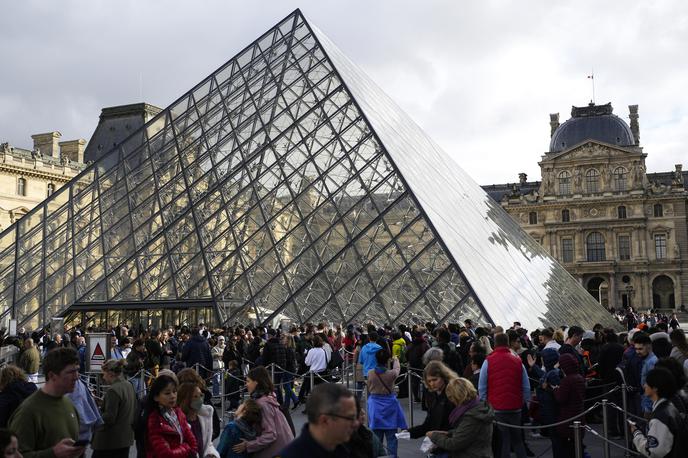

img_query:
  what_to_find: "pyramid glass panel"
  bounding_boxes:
[0,10,620,331]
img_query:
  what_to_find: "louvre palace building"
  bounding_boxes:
[482,102,688,312]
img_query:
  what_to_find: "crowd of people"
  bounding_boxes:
[0,310,687,457]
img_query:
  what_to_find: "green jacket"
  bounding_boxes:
[91,378,137,450]
[19,347,40,375]
[9,389,79,458]
[430,400,494,458]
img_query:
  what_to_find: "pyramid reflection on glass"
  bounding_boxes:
[0,10,619,331]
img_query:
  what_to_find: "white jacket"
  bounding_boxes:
[196,404,220,458]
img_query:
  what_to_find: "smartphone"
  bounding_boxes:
[73,439,90,447]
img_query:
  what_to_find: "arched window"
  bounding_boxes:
[47,183,55,197]
[585,169,599,193]
[561,209,570,222]
[653,204,663,217]
[529,212,538,225]
[613,167,627,191]
[17,177,26,196]
[586,232,606,261]
[617,206,627,219]
[558,171,571,195]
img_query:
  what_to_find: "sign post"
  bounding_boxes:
[9,319,17,336]
[86,333,110,373]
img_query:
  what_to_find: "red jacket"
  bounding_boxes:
[146,407,198,458]
[486,347,524,410]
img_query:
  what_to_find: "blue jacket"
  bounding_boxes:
[358,343,382,379]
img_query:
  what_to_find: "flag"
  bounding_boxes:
[587,74,594,79]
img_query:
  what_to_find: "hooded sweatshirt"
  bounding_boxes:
[430,399,495,458]
[0,380,37,428]
[554,353,585,439]
[359,342,382,378]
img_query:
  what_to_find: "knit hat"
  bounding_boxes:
[541,348,560,371]
[649,331,670,342]
[582,331,595,341]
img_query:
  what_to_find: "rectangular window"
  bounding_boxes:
[618,235,631,260]
[561,238,574,263]
[655,234,667,259]
[529,212,538,225]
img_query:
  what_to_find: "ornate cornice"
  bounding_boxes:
[0,162,82,182]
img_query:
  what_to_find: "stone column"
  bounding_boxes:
[576,229,585,262]
[609,274,617,310]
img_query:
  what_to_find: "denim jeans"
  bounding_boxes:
[281,373,299,409]
[495,409,527,458]
[212,370,222,397]
[374,429,398,458]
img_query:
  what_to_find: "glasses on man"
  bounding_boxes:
[325,413,358,423]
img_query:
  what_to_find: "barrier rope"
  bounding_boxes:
[583,424,642,456]
[495,402,600,430]
[606,402,648,423]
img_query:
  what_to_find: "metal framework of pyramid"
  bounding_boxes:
[0,10,620,331]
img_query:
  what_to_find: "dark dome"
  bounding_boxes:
[549,103,635,153]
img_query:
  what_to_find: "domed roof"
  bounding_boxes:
[549,103,635,153]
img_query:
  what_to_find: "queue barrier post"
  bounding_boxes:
[573,421,583,458]
[220,368,226,426]
[621,384,631,458]
[310,370,314,393]
[407,367,414,428]
[601,399,610,458]
[139,369,146,400]
[194,362,200,374]
[270,363,275,385]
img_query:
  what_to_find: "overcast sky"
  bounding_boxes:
[1,0,687,184]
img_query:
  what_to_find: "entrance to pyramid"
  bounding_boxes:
[0,9,621,332]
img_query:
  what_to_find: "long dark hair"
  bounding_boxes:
[247,366,274,396]
[146,374,178,412]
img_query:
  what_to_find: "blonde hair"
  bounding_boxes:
[423,361,459,386]
[478,335,493,355]
[553,329,565,343]
[0,365,27,391]
[102,359,125,375]
[445,377,477,406]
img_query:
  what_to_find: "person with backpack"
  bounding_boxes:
[631,367,686,457]
[366,348,407,457]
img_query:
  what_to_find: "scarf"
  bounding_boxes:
[235,417,258,440]
[448,398,480,425]
[160,407,184,442]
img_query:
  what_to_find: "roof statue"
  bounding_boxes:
[0,10,619,331]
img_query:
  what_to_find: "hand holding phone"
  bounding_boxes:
[73,439,90,447]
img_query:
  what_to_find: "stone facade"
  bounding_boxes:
[483,104,688,311]
[0,133,87,235]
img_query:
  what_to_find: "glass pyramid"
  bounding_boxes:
[0,10,619,331]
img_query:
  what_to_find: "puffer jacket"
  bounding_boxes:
[146,407,197,458]
[430,399,495,458]
[554,352,586,439]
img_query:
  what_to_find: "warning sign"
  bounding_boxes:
[92,343,105,361]
[86,333,110,373]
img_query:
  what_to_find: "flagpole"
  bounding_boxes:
[588,69,595,104]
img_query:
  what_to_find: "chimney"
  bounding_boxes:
[31,131,62,157]
[549,113,559,138]
[519,172,528,184]
[629,105,640,145]
[59,139,86,163]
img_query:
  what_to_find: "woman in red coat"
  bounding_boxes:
[146,374,198,458]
